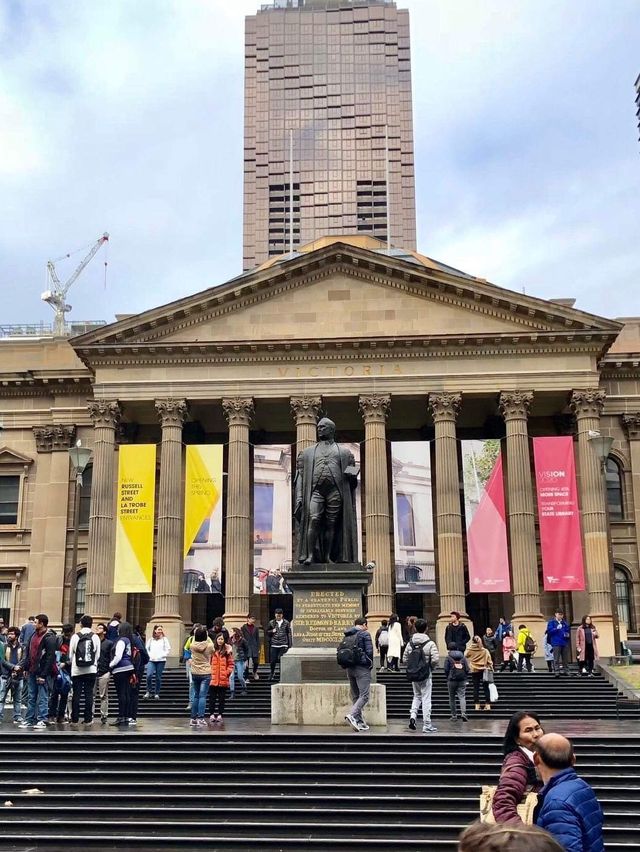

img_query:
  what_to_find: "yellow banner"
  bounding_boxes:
[183,445,223,558]
[114,444,156,593]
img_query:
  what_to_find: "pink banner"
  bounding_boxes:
[533,436,586,591]
[463,444,511,592]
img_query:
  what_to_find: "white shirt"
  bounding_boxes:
[68,628,100,677]
[146,636,171,662]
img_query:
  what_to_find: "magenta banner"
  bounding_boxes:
[533,436,586,591]
[462,441,511,592]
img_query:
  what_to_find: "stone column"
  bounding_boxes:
[86,401,121,620]
[223,397,254,628]
[622,414,640,635]
[359,394,392,636]
[571,389,616,655]
[150,399,187,661]
[290,396,322,451]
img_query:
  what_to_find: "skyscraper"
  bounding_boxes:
[243,0,416,269]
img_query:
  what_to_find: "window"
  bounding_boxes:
[0,582,10,625]
[0,476,20,525]
[75,571,86,625]
[254,482,274,545]
[79,464,93,528]
[606,457,624,520]
[615,566,635,632]
[396,492,416,547]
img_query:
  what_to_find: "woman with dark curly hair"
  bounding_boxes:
[491,711,544,824]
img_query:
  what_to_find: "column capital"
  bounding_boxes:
[359,393,391,424]
[155,398,188,428]
[32,424,76,453]
[222,397,254,427]
[290,395,322,427]
[570,388,605,419]
[622,413,640,441]
[88,400,121,428]
[428,392,461,422]
[499,390,533,421]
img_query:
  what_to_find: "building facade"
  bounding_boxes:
[243,0,416,268]
[1,237,639,659]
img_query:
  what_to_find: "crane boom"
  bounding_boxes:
[41,232,109,335]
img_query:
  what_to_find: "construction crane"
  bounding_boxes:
[41,232,109,335]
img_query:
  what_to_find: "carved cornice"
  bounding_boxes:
[222,397,254,428]
[359,394,391,424]
[428,392,462,421]
[570,389,606,420]
[622,413,640,441]
[88,400,121,429]
[155,399,188,428]
[499,390,533,421]
[32,424,76,453]
[290,396,322,427]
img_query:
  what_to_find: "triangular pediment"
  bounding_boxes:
[0,446,34,466]
[72,241,621,356]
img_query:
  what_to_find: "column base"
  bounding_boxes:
[588,614,617,658]
[436,613,473,658]
[146,615,185,667]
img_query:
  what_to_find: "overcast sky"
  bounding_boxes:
[1,0,638,329]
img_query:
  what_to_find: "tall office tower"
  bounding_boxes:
[243,0,416,269]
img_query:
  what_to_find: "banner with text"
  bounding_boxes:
[533,436,586,591]
[391,441,435,593]
[462,440,511,593]
[183,445,224,594]
[114,444,156,593]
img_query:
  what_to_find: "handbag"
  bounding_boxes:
[483,669,494,683]
[479,785,538,825]
[489,682,499,703]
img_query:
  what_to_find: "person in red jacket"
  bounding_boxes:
[209,633,234,724]
[492,711,544,824]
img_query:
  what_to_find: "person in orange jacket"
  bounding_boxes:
[209,633,234,723]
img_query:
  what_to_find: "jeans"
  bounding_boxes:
[410,677,433,723]
[552,644,570,673]
[71,673,96,723]
[229,660,246,694]
[0,676,23,721]
[191,674,209,719]
[97,672,111,718]
[26,673,50,724]
[49,680,70,720]
[347,665,371,721]
[471,671,490,705]
[447,680,467,717]
[146,660,166,696]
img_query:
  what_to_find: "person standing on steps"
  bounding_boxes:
[499,629,517,672]
[576,615,599,677]
[445,612,471,653]
[341,616,374,732]
[465,634,493,711]
[68,614,100,726]
[209,632,234,724]
[229,628,249,698]
[128,627,149,727]
[105,612,122,642]
[18,614,57,730]
[144,625,170,700]
[48,623,73,724]
[492,710,544,824]
[189,626,214,727]
[95,623,113,725]
[444,642,470,721]
[545,610,572,677]
[494,617,513,668]
[402,618,439,733]
[0,626,24,724]
[516,624,535,673]
[482,627,496,658]
[266,608,292,681]
[386,614,403,672]
[108,621,135,726]
[209,617,230,645]
[374,619,389,671]
[241,614,261,680]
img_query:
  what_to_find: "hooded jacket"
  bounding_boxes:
[401,631,439,670]
[24,628,57,679]
[190,638,214,676]
[443,649,470,681]
[342,626,374,670]
[536,767,604,852]
[210,647,234,688]
[465,642,493,672]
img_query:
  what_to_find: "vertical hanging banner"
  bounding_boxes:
[533,436,586,591]
[114,444,156,593]
[462,440,511,592]
[183,445,224,594]
[391,441,435,593]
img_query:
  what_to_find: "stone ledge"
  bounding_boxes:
[271,682,387,726]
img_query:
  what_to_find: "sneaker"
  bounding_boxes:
[209,714,216,722]
[345,713,360,732]
[356,720,369,731]
[18,721,33,729]
[448,715,458,721]
[34,720,48,729]
[217,715,223,723]
[13,719,22,725]
[143,692,150,699]
[197,718,208,727]
[461,715,469,722]
[154,695,160,700]
[253,673,260,680]
[190,719,198,727]
[408,717,417,730]
[423,723,438,733]
[127,718,137,726]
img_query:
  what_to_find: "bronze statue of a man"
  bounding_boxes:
[294,417,359,565]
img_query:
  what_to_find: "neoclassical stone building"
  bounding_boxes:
[1,236,639,657]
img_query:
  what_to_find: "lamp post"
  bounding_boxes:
[587,431,621,655]
[67,440,92,624]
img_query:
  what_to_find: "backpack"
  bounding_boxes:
[524,635,536,654]
[336,633,365,669]
[449,657,467,681]
[75,633,97,668]
[405,640,431,682]
[378,629,389,647]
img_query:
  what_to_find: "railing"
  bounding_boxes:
[0,320,106,339]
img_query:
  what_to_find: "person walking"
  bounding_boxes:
[386,614,403,672]
[516,624,535,673]
[545,611,572,677]
[499,630,517,672]
[465,635,493,711]
[535,733,604,851]
[189,626,214,727]
[68,615,100,725]
[445,612,471,653]
[95,622,113,725]
[144,625,171,699]
[266,608,292,681]
[19,614,56,730]
[402,617,439,733]
[0,626,23,724]
[48,623,72,724]
[491,710,544,824]
[374,619,389,671]
[241,615,261,680]
[342,616,374,732]
[209,633,234,723]
[576,615,599,677]
[108,621,135,726]
[229,628,249,698]
[444,642,470,721]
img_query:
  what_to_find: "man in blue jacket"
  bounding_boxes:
[535,733,604,852]
[545,610,572,677]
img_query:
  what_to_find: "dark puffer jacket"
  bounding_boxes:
[536,767,604,852]
[492,747,541,824]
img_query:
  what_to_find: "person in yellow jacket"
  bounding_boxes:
[516,624,535,672]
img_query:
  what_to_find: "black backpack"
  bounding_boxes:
[524,635,536,654]
[336,633,365,669]
[449,657,467,681]
[75,633,97,668]
[405,639,431,682]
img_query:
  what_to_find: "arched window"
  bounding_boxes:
[615,565,635,633]
[606,456,624,521]
[78,464,93,528]
[75,570,87,625]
